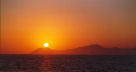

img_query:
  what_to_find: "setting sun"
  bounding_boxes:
[44,43,48,47]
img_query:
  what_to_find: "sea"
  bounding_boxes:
[0,55,136,72]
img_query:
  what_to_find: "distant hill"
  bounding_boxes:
[32,48,55,55]
[32,44,136,55]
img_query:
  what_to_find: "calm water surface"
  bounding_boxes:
[0,55,136,72]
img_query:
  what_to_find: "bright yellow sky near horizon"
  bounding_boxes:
[1,0,136,54]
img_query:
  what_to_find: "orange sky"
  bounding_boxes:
[1,0,136,54]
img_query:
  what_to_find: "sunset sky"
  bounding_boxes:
[1,0,136,54]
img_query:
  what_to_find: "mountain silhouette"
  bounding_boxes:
[32,44,136,55]
[32,47,55,55]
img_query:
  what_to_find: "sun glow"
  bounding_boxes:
[44,43,48,47]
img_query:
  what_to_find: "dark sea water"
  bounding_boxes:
[0,55,136,72]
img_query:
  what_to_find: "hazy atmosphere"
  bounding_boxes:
[1,0,136,54]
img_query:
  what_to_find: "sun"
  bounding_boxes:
[44,43,48,47]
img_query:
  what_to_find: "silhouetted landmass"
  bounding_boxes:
[32,44,136,55]
[32,48,54,55]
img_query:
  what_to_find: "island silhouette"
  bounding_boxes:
[32,44,136,55]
